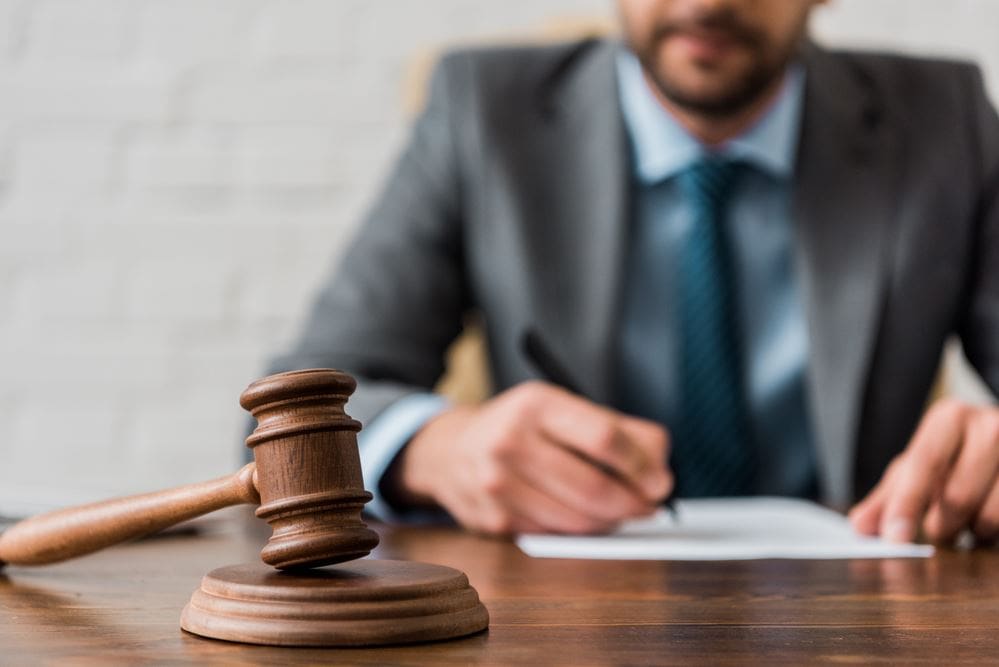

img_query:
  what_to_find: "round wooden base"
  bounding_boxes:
[180,560,489,647]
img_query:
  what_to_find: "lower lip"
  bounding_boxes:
[670,32,738,62]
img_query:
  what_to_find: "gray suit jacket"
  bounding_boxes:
[270,39,999,507]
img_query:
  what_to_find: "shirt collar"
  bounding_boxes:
[616,46,805,184]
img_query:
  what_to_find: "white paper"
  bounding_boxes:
[516,497,934,560]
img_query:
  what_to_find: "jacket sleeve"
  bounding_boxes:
[266,53,472,431]
[958,66,999,396]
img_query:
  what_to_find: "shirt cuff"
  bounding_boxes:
[358,392,450,522]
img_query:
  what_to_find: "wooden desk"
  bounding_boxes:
[2,516,998,665]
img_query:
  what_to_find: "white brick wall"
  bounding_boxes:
[0,0,996,512]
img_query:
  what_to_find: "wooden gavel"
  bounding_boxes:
[0,369,380,570]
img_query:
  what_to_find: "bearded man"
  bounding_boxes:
[268,0,999,545]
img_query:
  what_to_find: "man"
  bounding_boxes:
[268,0,999,544]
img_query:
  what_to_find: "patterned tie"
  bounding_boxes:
[672,157,756,497]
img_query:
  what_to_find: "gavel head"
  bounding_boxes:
[241,369,380,570]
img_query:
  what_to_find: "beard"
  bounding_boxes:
[628,5,805,118]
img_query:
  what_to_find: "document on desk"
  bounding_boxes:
[516,497,934,560]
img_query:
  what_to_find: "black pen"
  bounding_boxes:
[520,329,678,518]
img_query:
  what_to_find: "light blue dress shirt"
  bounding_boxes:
[359,49,819,521]
[614,49,816,498]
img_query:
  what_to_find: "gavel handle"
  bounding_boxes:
[0,463,259,567]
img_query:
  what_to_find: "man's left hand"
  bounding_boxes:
[850,398,999,544]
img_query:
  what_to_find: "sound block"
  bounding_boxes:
[180,559,489,647]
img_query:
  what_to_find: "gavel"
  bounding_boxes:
[0,369,380,570]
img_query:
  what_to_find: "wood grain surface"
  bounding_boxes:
[180,559,489,646]
[2,510,999,665]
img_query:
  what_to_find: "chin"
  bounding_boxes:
[662,74,740,105]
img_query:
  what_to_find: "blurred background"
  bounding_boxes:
[0,0,996,515]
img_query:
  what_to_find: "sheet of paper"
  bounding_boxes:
[516,497,934,560]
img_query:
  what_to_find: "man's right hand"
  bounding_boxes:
[388,381,673,535]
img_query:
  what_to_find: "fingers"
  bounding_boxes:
[848,457,898,536]
[410,381,675,536]
[453,436,619,535]
[617,415,674,498]
[478,466,617,535]
[509,433,659,523]
[850,400,999,545]
[432,457,550,535]
[534,385,671,501]
[877,400,966,542]
[923,409,999,542]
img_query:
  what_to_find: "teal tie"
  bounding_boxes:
[673,157,756,497]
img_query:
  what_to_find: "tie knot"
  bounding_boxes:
[679,157,742,207]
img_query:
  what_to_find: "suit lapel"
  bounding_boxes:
[522,42,897,505]
[792,46,900,506]
[526,40,630,404]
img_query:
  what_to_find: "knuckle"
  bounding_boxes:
[495,383,533,415]
[630,419,668,455]
[940,488,978,518]
[505,381,560,422]
[588,423,619,458]
[923,452,950,478]
[904,442,946,478]
[933,397,969,423]
[486,434,518,461]
[478,464,509,497]
[520,379,548,393]
[480,511,514,535]
[515,380,552,405]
